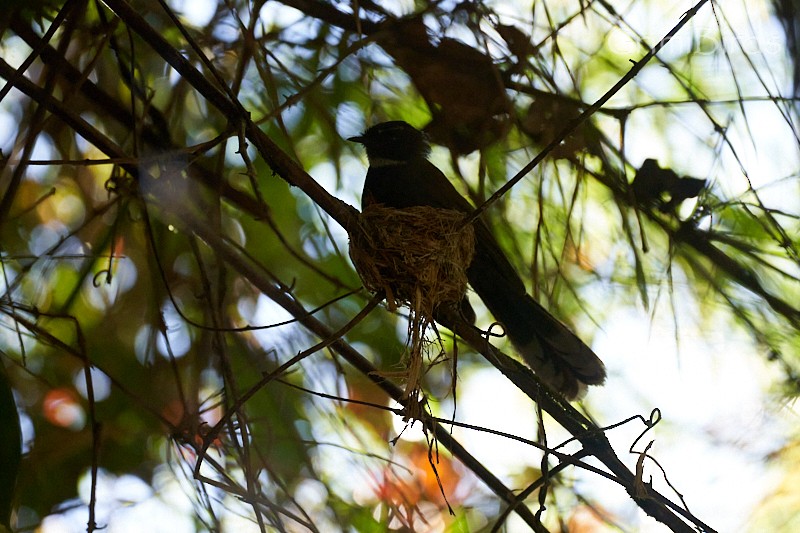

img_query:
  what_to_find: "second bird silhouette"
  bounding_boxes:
[349,121,606,399]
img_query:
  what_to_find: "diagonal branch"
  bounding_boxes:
[181,204,708,532]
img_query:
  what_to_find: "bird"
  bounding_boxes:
[348,121,606,398]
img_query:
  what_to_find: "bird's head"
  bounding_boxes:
[348,121,431,164]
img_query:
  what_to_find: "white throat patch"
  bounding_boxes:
[369,157,408,167]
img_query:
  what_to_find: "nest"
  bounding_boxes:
[349,204,475,315]
[349,204,476,414]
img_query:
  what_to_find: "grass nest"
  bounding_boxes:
[349,204,476,315]
[349,204,476,413]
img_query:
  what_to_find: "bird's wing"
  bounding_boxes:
[406,160,528,294]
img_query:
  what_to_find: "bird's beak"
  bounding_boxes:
[347,135,365,143]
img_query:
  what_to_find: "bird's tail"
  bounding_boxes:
[506,294,606,399]
[470,269,606,399]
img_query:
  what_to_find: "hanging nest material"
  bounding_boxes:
[349,204,476,414]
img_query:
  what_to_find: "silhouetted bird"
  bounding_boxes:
[349,121,606,398]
